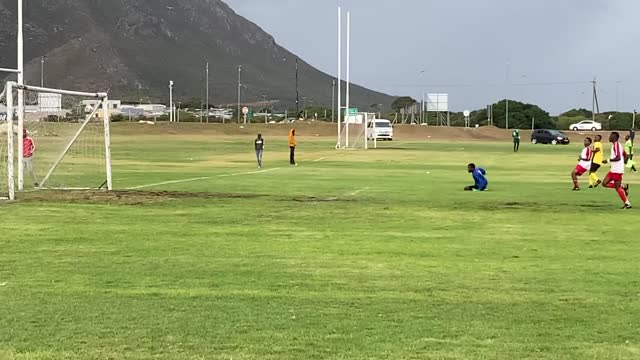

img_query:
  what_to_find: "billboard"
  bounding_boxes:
[426,93,448,112]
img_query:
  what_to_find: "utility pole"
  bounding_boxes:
[237,65,242,123]
[592,77,598,124]
[331,79,336,122]
[40,56,45,87]
[206,62,209,123]
[295,58,299,117]
[505,60,510,130]
[169,80,174,123]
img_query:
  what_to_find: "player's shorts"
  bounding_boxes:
[590,163,601,172]
[606,172,623,182]
[575,165,588,176]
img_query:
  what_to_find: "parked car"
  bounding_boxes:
[531,129,570,145]
[367,119,394,141]
[569,120,601,131]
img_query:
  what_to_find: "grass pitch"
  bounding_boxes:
[1,125,639,359]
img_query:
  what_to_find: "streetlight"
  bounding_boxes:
[237,65,242,123]
[615,80,622,112]
[302,96,307,119]
[40,56,46,87]
[169,80,174,123]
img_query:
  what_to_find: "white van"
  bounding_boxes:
[367,119,394,141]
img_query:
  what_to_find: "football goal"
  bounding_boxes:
[337,112,378,150]
[1,81,112,200]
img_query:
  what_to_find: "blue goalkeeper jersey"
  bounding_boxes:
[472,168,488,190]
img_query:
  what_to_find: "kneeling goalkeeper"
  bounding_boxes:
[465,163,488,191]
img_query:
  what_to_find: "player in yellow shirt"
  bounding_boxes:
[589,134,604,188]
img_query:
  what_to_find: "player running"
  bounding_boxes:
[571,137,592,191]
[589,134,604,188]
[464,163,488,191]
[512,129,520,153]
[602,132,631,209]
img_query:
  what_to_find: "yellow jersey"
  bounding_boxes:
[592,141,604,165]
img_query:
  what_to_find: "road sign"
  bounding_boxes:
[463,110,470,117]
[242,106,249,115]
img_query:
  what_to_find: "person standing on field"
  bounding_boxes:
[23,129,38,187]
[624,134,637,172]
[512,129,520,152]
[254,133,265,169]
[288,128,297,165]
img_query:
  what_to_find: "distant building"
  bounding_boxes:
[82,99,122,114]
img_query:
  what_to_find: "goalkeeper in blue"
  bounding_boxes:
[465,163,488,191]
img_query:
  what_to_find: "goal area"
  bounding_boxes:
[337,112,379,150]
[1,82,112,200]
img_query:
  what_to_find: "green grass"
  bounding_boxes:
[1,129,640,359]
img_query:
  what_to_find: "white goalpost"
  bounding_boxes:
[337,112,378,150]
[1,81,113,200]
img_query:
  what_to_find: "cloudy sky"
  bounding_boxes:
[225,0,639,114]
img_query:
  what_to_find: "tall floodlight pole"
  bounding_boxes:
[615,80,621,112]
[41,56,46,87]
[337,6,342,148]
[237,65,242,123]
[169,81,174,123]
[206,62,209,123]
[295,58,299,117]
[17,0,25,191]
[345,11,351,147]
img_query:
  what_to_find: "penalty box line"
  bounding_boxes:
[127,168,281,190]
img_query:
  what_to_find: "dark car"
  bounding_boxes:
[531,129,570,145]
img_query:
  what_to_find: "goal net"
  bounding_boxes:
[1,82,112,199]
[337,112,378,149]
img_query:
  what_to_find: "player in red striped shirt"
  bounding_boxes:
[23,129,39,187]
[602,132,631,209]
[571,137,592,191]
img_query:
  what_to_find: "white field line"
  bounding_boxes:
[128,168,281,190]
[313,157,327,162]
[347,187,371,196]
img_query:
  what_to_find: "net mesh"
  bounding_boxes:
[22,92,108,190]
[0,85,10,199]
[338,113,375,149]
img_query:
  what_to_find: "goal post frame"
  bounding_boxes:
[5,82,16,200]
[6,81,112,193]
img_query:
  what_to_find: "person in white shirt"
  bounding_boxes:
[601,132,631,209]
[571,137,592,191]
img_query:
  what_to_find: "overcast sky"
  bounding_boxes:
[225,0,639,114]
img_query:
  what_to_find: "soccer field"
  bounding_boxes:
[1,124,639,360]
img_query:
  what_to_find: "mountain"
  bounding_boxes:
[0,0,393,111]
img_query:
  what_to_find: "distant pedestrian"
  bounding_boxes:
[23,129,38,187]
[512,129,521,152]
[288,128,297,165]
[254,133,264,168]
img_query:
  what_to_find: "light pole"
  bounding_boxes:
[40,56,46,87]
[237,65,242,123]
[169,80,174,123]
[206,61,209,123]
[295,58,299,116]
[261,94,268,123]
[505,60,510,130]
[177,102,182,122]
[331,79,336,122]
[302,96,307,119]
[615,80,622,112]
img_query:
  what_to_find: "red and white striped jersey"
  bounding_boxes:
[610,142,625,174]
[578,147,592,170]
[23,136,35,158]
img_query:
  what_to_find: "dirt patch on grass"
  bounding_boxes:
[19,190,261,205]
